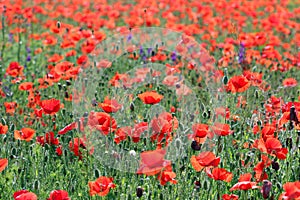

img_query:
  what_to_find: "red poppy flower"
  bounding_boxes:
[40,98,61,115]
[176,83,192,98]
[230,181,259,192]
[243,70,263,87]
[6,61,24,77]
[99,96,122,113]
[47,190,70,200]
[254,138,288,160]
[137,149,171,176]
[279,181,300,200]
[215,107,230,120]
[226,75,251,93]
[114,126,131,144]
[56,146,63,156]
[150,112,178,145]
[192,123,209,138]
[13,190,38,200]
[206,167,233,182]
[253,155,271,182]
[58,122,77,135]
[151,112,178,134]
[211,123,233,136]
[48,53,64,63]
[0,158,8,172]
[190,151,220,172]
[14,128,35,142]
[18,82,33,91]
[88,176,116,196]
[0,123,8,135]
[283,78,298,88]
[77,55,88,65]
[69,137,92,158]
[138,91,164,104]
[230,173,259,191]
[157,170,178,186]
[87,112,117,135]
[97,59,112,68]
[128,122,148,143]
[36,132,59,146]
[260,124,275,140]
[4,102,18,115]
[162,75,180,86]
[222,194,239,200]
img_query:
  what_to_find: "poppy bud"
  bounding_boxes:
[261,180,272,199]
[94,168,100,177]
[33,180,40,190]
[271,161,279,171]
[64,92,69,99]
[194,181,201,189]
[91,99,97,107]
[290,106,299,124]
[136,186,143,198]
[203,180,208,190]
[190,114,195,121]
[191,141,201,151]
[285,137,293,149]
[151,50,155,57]
[66,80,71,86]
[202,111,208,118]
[222,75,228,85]
[83,112,88,118]
[255,90,259,99]
[57,21,61,29]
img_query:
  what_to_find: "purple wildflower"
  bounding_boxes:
[26,46,31,53]
[147,48,152,56]
[238,42,245,64]
[127,33,132,42]
[8,33,13,43]
[171,51,177,62]
[139,46,144,55]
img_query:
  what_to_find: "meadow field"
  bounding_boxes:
[0,0,300,199]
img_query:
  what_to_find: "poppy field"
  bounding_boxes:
[1,0,300,199]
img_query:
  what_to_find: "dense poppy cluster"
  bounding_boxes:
[0,0,299,199]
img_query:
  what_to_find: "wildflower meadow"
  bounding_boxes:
[0,0,300,199]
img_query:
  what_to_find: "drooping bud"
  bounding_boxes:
[136,186,143,198]
[261,180,272,199]
[57,21,61,29]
